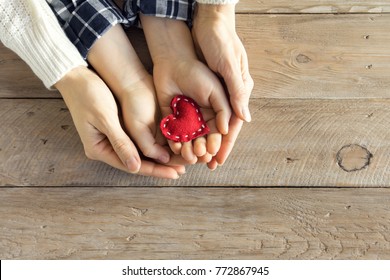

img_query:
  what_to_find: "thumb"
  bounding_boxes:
[106,123,141,173]
[223,65,252,123]
[129,123,171,164]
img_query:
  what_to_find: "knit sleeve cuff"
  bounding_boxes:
[2,4,87,89]
[196,0,239,4]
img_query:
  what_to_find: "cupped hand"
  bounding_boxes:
[154,55,232,163]
[54,66,185,179]
[192,3,254,123]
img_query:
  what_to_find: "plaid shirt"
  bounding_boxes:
[46,0,195,58]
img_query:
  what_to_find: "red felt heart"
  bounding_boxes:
[160,95,210,142]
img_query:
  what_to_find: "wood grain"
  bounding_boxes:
[1,187,389,259]
[2,98,390,187]
[0,46,54,98]
[241,14,390,99]
[236,0,390,14]
[2,2,390,261]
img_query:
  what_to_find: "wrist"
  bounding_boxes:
[194,3,236,31]
[54,66,93,100]
[140,14,197,64]
[54,65,87,86]
[195,3,236,18]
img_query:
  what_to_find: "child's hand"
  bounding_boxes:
[154,54,231,163]
[116,72,194,168]
[55,66,185,179]
[207,114,244,170]
[140,15,231,164]
[192,3,254,123]
[116,73,170,164]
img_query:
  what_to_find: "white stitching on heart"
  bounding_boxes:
[163,96,207,141]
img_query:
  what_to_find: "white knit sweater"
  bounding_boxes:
[0,0,87,89]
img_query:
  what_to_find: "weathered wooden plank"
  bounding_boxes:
[236,0,390,14]
[1,98,390,186]
[0,46,55,98]
[1,187,389,259]
[3,14,390,99]
[241,14,390,99]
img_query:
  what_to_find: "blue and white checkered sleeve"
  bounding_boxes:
[46,0,128,59]
[123,0,196,26]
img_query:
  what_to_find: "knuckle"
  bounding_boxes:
[111,138,128,154]
[246,75,254,91]
[232,78,253,102]
[219,63,234,80]
[236,83,248,96]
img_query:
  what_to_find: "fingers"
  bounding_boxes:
[181,141,198,164]
[137,160,182,179]
[89,129,185,179]
[129,123,170,164]
[194,137,207,157]
[167,154,193,166]
[168,140,182,155]
[104,123,142,173]
[216,109,231,136]
[169,164,186,175]
[207,158,218,171]
[199,153,213,164]
[214,114,243,166]
[205,115,243,171]
[177,117,222,164]
[223,62,252,123]
[84,136,134,174]
[207,75,232,135]
[93,143,182,179]
[205,119,222,156]
[207,133,222,156]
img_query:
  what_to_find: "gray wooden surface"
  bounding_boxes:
[1,0,390,259]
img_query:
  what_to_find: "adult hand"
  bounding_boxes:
[54,66,185,179]
[192,3,254,123]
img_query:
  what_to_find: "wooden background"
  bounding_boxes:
[1,0,390,259]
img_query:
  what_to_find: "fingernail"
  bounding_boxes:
[126,156,140,173]
[223,123,229,135]
[242,107,252,122]
[178,168,186,175]
[158,154,170,164]
[217,158,226,166]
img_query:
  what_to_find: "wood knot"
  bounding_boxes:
[130,207,148,216]
[336,144,373,172]
[296,54,311,63]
